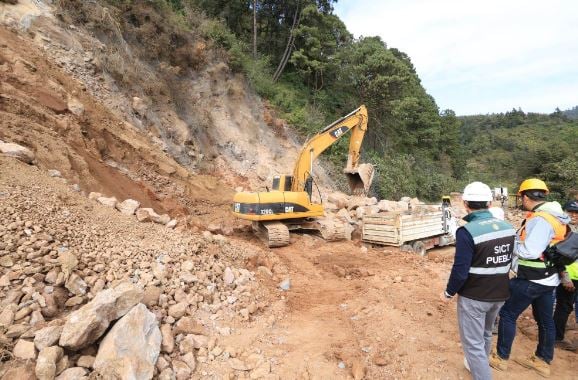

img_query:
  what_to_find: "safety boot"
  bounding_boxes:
[514,355,550,378]
[555,339,578,352]
[489,352,508,371]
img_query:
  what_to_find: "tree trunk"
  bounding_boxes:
[253,0,257,59]
[273,2,301,82]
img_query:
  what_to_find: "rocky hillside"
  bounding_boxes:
[0,155,281,379]
[1,0,336,204]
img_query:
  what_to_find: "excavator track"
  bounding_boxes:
[252,221,290,248]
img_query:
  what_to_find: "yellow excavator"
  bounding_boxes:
[232,105,374,247]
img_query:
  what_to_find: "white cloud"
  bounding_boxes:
[334,0,578,114]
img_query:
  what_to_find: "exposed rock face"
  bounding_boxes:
[64,273,87,296]
[59,282,143,350]
[0,142,35,164]
[94,303,161,380]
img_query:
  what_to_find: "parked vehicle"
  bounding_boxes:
[361,204,456,256]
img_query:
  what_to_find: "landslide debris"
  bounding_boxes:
[0,157,272,379]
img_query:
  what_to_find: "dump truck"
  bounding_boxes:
[361,204,456,256]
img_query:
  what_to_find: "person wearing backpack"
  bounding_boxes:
[490,179,571,377]
[553,200,578,351]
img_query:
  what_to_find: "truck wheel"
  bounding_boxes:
[412,241,427,257]
[400,244,413,252]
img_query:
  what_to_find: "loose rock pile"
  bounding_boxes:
[88,192,177,228]
[324,192,429,239]
[0,157,273,379]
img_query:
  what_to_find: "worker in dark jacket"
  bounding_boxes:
[442,182,516,380]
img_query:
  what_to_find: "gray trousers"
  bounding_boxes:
[457,295,504,380]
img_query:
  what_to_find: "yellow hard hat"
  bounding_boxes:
[517,178,549,195]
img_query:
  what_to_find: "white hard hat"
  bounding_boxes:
[462,182,493,202]
[489,207,505,220]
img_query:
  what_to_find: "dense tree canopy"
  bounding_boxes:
[460,111,578,200]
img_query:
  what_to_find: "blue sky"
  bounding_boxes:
[334,0,578,115]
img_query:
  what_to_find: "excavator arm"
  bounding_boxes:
[291,105,374,195]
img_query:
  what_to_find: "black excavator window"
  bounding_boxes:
[284,176,293,191]
[305,177,313,198]
[272,176,280,191]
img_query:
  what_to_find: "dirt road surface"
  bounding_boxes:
[224,235,577,379]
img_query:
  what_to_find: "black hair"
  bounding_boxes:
[522,190,547,201]
[465,201,489,210]
[563,200,578,212]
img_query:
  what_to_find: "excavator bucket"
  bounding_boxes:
[344,163,375,196]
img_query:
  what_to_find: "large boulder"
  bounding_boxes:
[97,196,117,208]
[59,282,143,350]
[327,192,349,209]
[116,199,141,215]
[356,205,380,220]
[35,346,64,380]
[55,367,88,380]
[0,142,35,164]
[94,304,161,380]
[34,325,63,351]
[136,208,159,222]
[88,192,102,200]
[13,339,36,360]
[377,200,406,212]
[347,197,367,211]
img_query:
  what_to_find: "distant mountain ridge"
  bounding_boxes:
[457,109,578,199]
[563,105,578,120]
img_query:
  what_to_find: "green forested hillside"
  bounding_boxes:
[460,110,578,200]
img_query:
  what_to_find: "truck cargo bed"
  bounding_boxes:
[362,209,446,246]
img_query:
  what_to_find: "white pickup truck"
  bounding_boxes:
[361,204,456,256]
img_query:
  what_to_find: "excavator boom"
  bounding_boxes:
[291,105,374,195]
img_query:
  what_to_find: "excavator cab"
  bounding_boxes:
[271,175,293,192]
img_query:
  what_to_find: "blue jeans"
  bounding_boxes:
[496,278,556,363]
